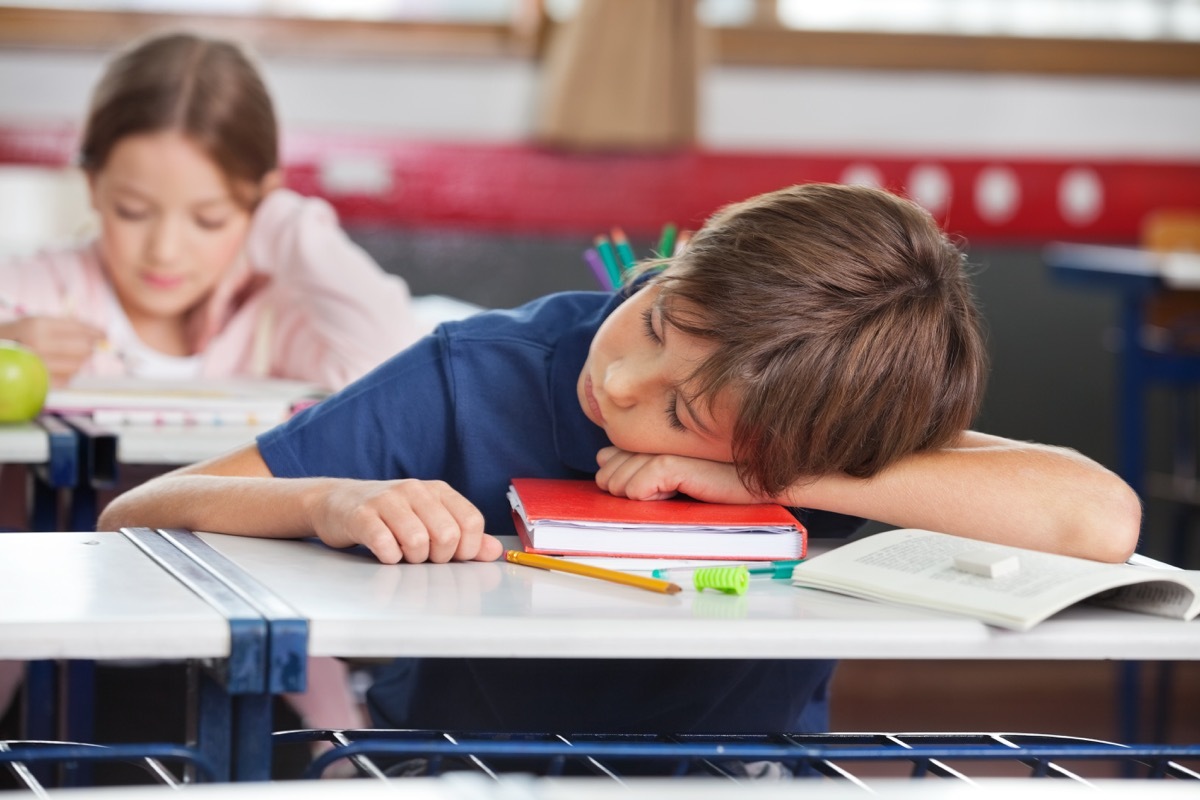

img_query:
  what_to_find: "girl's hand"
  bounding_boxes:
[0,316,105,386]
[186,180,282,351]
[595,446,761,505]
[187,255,267,351]
[307,477,503,565]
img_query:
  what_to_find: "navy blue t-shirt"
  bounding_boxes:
[259,288,862,734]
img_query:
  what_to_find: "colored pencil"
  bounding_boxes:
[656,223,677,259]
[505,550,682,595]
[583,247,612,290]
[611,227,637,273]
[594,236,623,288]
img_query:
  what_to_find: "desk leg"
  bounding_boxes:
[189,661,276,782]
[233,694,273,782]
[59,660,95,787]
[22,661,56,787]
[1116,294,1147,758]
[190,663,233,783]
[27,472,59,532]
[69,485,98,533]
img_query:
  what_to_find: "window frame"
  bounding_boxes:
[0,5,1197,77]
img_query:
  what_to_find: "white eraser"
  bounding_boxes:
[953,550,1020,579]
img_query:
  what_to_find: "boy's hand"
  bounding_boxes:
[0,316,105,386]
[308,478,503,564]
[595,447,761,505]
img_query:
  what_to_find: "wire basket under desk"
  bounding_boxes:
[0,739,212,792]
[276,730,1200,784]
[4,732,1198,792]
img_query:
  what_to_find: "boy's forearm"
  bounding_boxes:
[779,432,1142,562]
[98,474,323,538]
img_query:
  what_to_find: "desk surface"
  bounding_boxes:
[0,420,49,464]
[196,533,1200,662]
[0,531,229,660]
[1044,242,1200,289]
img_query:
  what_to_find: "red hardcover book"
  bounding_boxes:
[508,478,806,560]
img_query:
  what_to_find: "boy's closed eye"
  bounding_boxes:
[665,391,685,432]
[641,307,661,343]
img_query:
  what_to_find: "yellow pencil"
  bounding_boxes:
[504,550,682,595]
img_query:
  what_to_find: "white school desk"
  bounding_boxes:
[191,533,1200,662]
[107,422,277,466]
[0,531,227,661]
[0,420,49,465]
[0,529,297,783]
[177,532,1200,786]
[0,416,79,530]
[4,530,1198,791]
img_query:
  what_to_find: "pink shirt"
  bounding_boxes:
[0,189,432,391]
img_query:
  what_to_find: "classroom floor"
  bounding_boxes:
[829,659,1200,778]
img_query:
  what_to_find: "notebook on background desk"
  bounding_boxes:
[44,376,326,426]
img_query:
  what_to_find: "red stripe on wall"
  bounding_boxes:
[4,125,1198,244]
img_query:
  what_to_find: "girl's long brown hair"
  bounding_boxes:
[80,31,277,207]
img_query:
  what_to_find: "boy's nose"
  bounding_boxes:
[604,359,651,408]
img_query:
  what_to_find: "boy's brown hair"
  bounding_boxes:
[657,183,987,495]
[79,31,277,207]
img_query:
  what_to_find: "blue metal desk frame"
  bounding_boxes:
[120,527,307,782]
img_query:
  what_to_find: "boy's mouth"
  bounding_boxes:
[584,375,605,425]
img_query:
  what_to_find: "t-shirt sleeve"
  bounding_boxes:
[257,333,455,481]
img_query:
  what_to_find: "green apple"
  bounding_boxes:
[0,339,50,423]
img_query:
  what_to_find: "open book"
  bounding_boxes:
[790,528,1200,631]
[508,478,806,560]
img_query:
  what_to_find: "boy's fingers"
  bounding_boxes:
[387,482,478,563]
[358,520,404,564]
[381,503,446,564]
[438,489,487,562]
[473,533,504,562]
[595,446,621,468]
[600,453,664,499]
[594,448,638,491]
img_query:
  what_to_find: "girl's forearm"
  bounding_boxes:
[778,432,1141,562]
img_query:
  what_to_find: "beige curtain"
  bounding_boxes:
[534,0,701,151]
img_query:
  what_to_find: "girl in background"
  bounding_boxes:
[0,31,438,760]
[0,32,429,386]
